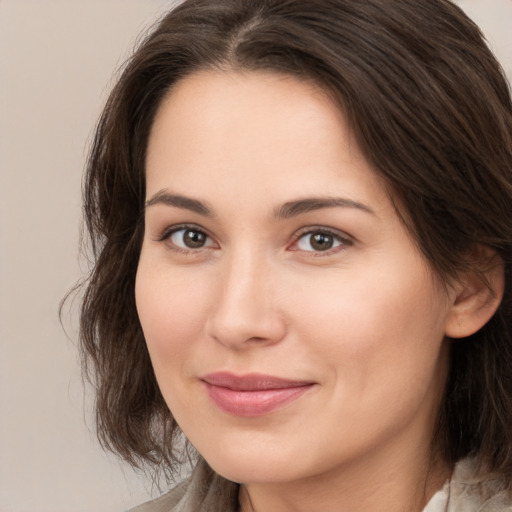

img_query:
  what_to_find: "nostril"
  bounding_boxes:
[206,307,287,349]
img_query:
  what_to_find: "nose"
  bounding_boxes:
[206,250,287,350]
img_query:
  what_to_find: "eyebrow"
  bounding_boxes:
[145,190,213,217]
[145,190,375,219]
[274,197,375,218]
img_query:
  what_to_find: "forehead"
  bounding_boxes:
[145,70,389,212]
[147,70,348,162]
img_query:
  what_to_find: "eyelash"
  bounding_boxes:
[157,224,217,254]
[289,226,353,256]
[156,224,353,256]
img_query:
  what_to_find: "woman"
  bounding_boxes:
[79,0,512,510]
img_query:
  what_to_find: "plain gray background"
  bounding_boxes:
[0,1,511,511]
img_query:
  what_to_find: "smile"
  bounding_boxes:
[201,372,315,417]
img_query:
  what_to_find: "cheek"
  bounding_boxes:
[284,267,450,457]
[134,258,211,368]
[287,262,449,388]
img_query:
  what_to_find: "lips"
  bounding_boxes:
[201,372,315,417]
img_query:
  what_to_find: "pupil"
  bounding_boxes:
[311,233,333,251]
[184,230,206,248]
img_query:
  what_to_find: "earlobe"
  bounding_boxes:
[445,249,505,339]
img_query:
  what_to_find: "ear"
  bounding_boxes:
[445,247,505,339]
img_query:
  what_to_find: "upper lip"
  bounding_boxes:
[201,372,315,391]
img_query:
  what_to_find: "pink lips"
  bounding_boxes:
[201,372,315,417]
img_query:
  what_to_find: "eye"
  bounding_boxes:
[292,229,351,253]
[167,227,216,250]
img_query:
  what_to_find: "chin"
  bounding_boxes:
[197,437,314,485]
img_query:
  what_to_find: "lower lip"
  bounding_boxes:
[203,383,313,417]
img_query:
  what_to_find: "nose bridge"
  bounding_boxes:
[207,245,285,348]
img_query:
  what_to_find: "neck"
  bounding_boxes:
[238,445,452,512]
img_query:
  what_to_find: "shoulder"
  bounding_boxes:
[127,480,188,512]
[425,458,512,512]
[449,458,512,511]
[127,459,239,512]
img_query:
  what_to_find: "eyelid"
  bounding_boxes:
[155,223,219,251]
[153,223,353,255]
[288,225,354,254]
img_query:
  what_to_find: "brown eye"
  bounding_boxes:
[169,228,213,249]
[295,230,347,252]
[310,233,334,251]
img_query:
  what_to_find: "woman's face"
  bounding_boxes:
[136,70,456,485]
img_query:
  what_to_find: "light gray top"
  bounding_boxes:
[129,457,512,512]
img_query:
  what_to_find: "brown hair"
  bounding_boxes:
[79,0,512,481]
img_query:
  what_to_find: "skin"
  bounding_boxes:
[136,70,461,512]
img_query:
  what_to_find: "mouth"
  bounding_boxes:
[200,372,316,417]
